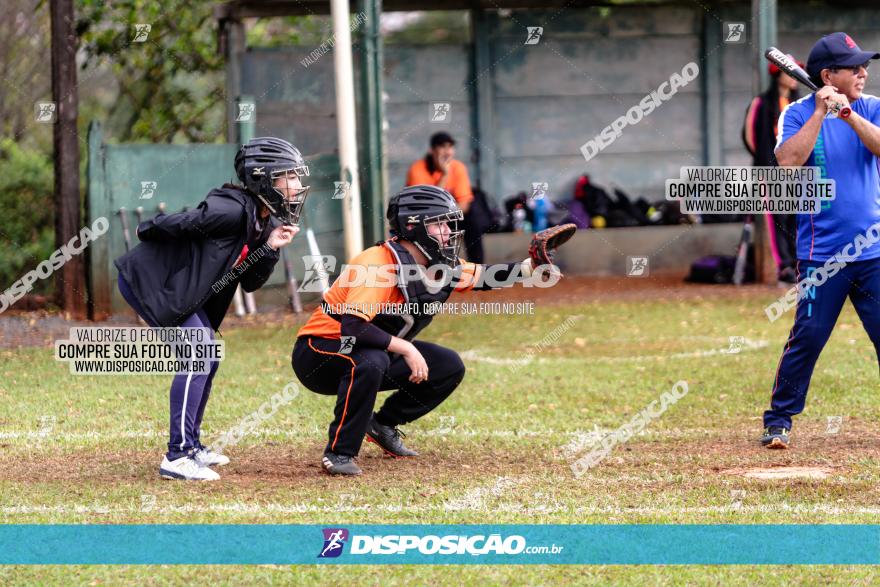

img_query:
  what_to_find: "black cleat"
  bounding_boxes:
[366,414,419,457]
[761,426,791,449]
[322,452,362,475]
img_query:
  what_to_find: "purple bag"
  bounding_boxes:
[562,199,589,229]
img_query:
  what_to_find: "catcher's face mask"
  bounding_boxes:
[258,166,311,225]
[416,210,464,267]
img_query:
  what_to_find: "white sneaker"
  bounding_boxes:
[193,447,230,467]
[159,455,220,481]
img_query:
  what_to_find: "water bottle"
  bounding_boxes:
[533,196,548,232]
[512,206,526,233]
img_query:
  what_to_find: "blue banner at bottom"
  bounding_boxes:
[0,525,877,565]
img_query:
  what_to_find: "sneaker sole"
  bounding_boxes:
[196,459,230,467]
[321,464,362,476]
[322,467,363,476]
[159,468,218,481]
[764,437,789,449]
[365,434,418,458]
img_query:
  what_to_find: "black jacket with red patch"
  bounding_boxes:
[114,185,278,329]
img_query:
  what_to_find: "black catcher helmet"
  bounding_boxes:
[387,184,464,267]
[235,137,310,225]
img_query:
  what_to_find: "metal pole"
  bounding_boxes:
[752,0,778,284]
[752,0,777,97]
[331,0,364,260]
[356,0,386,245]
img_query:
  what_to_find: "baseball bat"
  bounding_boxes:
[118,207,132,252]
[134,206,144,239]
[244,291,257,314]
[306,228,331,293]
[232,286,246,317]
[280,246,303,314]
[732,214,753,286]
[764,47,851,117]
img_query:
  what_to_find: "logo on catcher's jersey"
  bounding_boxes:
[318,528,349,558]
[339,336,356,355]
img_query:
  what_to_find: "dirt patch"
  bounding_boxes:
[0,442,544,487]
[722,466,836,480]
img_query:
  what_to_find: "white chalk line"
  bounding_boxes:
[444,476,523,512]
[0,426,721,443]
[461,338,768,365]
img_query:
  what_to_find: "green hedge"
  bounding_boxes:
[0,139,55,296]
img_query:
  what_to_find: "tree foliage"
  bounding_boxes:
[76,0,226,143]
[0,138,55,293]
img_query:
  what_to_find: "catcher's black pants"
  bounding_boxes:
[292,336,466,457]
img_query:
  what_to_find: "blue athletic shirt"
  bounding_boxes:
[776,93,880,261]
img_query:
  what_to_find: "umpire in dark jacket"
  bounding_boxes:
[114,137,308,481]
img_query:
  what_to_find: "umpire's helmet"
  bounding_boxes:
[387,184,464,267]
[235,137,310,225]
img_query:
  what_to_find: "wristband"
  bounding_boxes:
[840,106,852,119]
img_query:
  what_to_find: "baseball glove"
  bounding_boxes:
[528,223,577,269]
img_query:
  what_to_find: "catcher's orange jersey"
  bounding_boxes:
[297,243,480,340]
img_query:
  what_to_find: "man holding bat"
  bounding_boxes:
[762,33,880,448]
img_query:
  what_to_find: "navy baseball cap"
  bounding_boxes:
[806,32,880,77]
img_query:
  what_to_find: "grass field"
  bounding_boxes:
[2,277,880,584]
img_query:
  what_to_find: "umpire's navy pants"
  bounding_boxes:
[764,259,880,429]
[118,274,221,459]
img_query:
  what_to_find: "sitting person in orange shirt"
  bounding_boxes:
[406,132,473,213]
[408,132,499,262]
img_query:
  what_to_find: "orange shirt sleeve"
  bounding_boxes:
[448,160,473,208]
[406,159,433,186]
[406,159,473,209]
